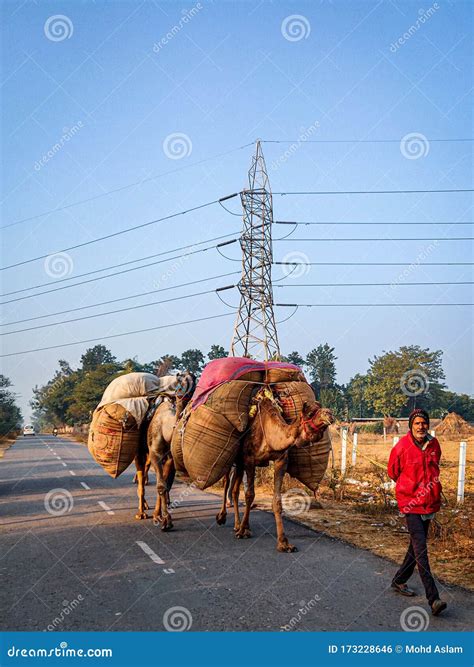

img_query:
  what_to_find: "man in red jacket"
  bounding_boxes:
[387,408,447,616]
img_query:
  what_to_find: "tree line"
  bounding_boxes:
[30,343,474,430]
[0,375,22,436]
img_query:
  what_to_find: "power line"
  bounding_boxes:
[0,195,239,271]
[1,287,229,336]
[1,233,239,297]
[0,272,240,327]
[0,240,238,305]
[274,261,473,266]
[274,281,473,288]
[275,303,473,307]
[1,143,254,230]
[275,220,474,226]
[275,237,473,242]
[273,188,474,196]
[262,138,474,144]
[0,313,235,358]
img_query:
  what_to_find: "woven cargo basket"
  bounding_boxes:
[265,367,305,384]
[182,404,240,489]
[273,381,316,423]
[287,428,332,492]
[170,405,191,474]
[204,380,258,432]
[88,403,139,478]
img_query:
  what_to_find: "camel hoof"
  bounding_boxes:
[161,518,173,531]
[216,512,227,525]
[135,512,148,520]
[236,528,251,539]
[277,542,297,553]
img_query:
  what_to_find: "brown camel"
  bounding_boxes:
[216,397,334,552]
[134,396,185,527]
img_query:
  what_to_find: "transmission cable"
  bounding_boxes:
[274,281,473,288]
[275,220,474,226]
[0,313,235,358]
[273,188,474,196]
[0,272,240,327]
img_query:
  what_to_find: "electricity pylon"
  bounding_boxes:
[230,140,280,360]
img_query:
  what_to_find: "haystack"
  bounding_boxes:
[435,412,474,435]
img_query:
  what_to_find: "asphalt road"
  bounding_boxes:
[1,435,472,632]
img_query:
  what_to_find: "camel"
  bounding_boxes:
[134,371,195,526]
[216,397,334,552]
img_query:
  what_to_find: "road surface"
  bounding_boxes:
[1,435,472,632]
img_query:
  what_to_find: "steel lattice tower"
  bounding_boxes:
[230,140,280,360]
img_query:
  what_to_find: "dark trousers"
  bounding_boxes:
[392,513,439,605]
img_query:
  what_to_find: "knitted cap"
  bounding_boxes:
[409,408,429,430]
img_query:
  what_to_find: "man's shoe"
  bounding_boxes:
[391,582,415,597]
[431,599,447,616]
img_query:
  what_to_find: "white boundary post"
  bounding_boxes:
[351,432,358,467]
[383,425,387,442]
[457,441,467,504]
[392,436,399,448]
[341,428,347,476]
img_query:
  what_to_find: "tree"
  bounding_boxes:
[207,345,228,360]
[364,345,445,417]
[306,344,337,392]
[80,345,117,371]
[68,364,121,422]
[178,349,205,375]
[345,374,372,418]
[0,375,22,435]
[438,390,474,421]
[153,355,180,376]
[283,351,305,368]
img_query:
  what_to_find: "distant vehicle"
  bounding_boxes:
[53,428,58,437]
[23,425,35,436]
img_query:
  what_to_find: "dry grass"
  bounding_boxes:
[0,433,20,459]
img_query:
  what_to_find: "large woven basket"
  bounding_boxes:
[182,404,240,489]
[265,367,305,383]
[204,380,258,432]
[287,428,332,491]
[273,381,316,423]
[87,403,139,478]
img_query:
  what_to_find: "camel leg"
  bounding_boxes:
[134,446,148,520]
[216,472,231,525]
[163,456,175,507]
[273,458,297,552]
[232,465,244,532]
[149,447,173,531]
[235,465,255,539]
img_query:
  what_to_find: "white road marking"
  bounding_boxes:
[61,462,67,467]
[69,470,76,476]
[136,541,165,564]
[80,482,91,490]
[56,456,61,460]
[98,501,114,515]
[163,568,175,574]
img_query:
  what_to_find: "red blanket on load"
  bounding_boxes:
[191,357,302,409]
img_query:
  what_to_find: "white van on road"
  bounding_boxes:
[23,425,35,436]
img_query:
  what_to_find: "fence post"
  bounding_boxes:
[351,432,358,467]
[392,436,399,448]
[341,428,347,475]
[383,426,387,442]
[457,441,467,504]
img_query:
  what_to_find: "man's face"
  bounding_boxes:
[412,416,428,440]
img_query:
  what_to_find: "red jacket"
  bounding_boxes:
[387,432,442,514]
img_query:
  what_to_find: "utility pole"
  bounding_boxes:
[230,140,280,360]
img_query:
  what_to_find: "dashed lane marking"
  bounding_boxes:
[69,470,76,476]
[136,541,165,564]
[80,482,91,490]
[98,501,114,515]
[61,462,67,467]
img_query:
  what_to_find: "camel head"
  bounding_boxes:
[298,402,334,445]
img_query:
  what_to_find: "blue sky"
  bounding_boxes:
[1,0,472,419]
